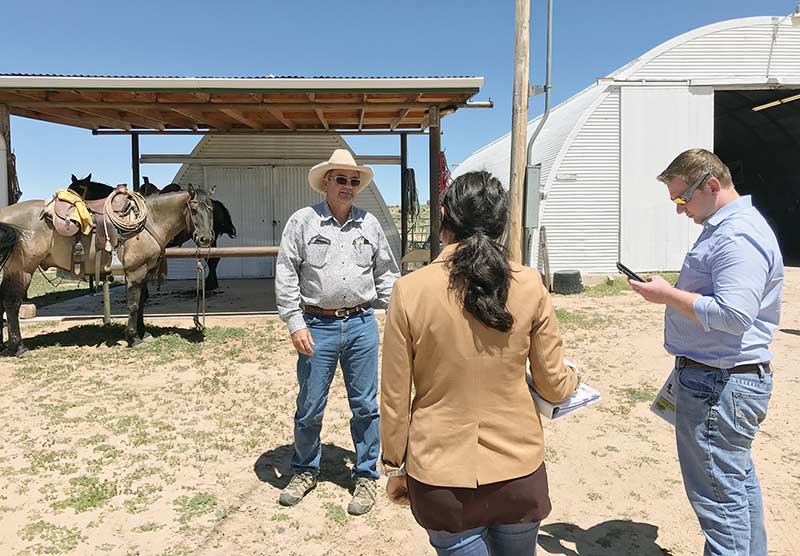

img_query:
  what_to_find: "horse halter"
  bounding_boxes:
[184,197,213,244]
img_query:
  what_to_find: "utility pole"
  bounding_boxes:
[509,0,531,263]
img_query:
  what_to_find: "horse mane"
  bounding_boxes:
[213,200,237,238]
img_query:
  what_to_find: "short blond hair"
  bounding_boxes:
[657,148,733,189]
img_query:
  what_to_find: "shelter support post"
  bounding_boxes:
[400,133,408,258]
[509,0,531,263]
[131,132,140,192]
[428,106,441,261]
[102,280,111,324]
[0,104,11,206]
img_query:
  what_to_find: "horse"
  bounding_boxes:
[139,180,237,291]
[72,176,237,290]
[0,181,215,356]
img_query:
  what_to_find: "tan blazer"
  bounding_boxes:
[380,243,578,488]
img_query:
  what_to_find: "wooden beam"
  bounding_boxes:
[391,93,422,131]
[74,107,165,131]
[140,155,402,165]
[264,107,296,130]
[220,108,263,130]
[358,93,367,131]
[10,106,97,130]
[10,101,444,111]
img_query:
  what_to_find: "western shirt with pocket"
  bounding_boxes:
[276,201,399,334]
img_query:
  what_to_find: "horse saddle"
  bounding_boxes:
[46,187,132,253]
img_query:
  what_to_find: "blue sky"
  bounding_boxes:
[2,0,794,205]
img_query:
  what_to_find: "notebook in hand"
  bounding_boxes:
[527,359,601,419]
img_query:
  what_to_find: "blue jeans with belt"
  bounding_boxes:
[675,364,772,556]
[427,523,540,556]
[291,308,380,480]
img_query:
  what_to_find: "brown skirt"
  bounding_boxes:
[406,462,552,533]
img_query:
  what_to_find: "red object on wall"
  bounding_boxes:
[439,151,451,195]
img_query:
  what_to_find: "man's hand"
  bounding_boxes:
[629,275,674,304]
[386,475,409,506]
[630,275,700,322]
[290,328,315,356]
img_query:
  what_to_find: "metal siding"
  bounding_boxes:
[167,134,399,280]
[626,20,800,81]
[452,85,603,191]
[203,166,273,279]
[540,91,620,273]
[272,166,324,241]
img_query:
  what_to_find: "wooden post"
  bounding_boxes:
[400,132,408,258]
[428,106,441,261]
[509,0,531,263]
[102,280,111,324]
[0,104,11,206]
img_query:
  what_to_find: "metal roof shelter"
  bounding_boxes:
[0,74,490,259]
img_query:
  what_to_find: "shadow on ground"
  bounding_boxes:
[254,443,357,492]
[538,521,672,556]
[17,323,204,351]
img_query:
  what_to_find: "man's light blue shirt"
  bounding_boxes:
[665,196,783,368]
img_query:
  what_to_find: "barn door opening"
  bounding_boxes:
[715,89,800,265]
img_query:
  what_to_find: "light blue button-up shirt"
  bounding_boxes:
[665,196,783,368]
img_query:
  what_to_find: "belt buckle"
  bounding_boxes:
[334,308,348,317]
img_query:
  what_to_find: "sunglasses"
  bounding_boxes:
[672,171,710,206]
[330,175,361,187]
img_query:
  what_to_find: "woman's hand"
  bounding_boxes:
[386,475,410,506]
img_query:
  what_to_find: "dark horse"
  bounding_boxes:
[0,178,215,356]
[72,176,236,291]
[139,178,237,291]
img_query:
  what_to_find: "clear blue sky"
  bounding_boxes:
[2,0,794,205]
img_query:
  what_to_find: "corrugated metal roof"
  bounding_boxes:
[0,73,478,80]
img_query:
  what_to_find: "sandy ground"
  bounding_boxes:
[0,271,798,556]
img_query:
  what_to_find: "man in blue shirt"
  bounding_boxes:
[631,148,782,556]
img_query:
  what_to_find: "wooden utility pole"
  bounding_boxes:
[509,0,531,263]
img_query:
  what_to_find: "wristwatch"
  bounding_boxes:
[379,461,406,477]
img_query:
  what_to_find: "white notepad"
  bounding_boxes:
[527,359,601,419]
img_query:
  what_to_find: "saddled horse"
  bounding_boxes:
[0,179,214,356]
[140,180,237,291]
[72,176,237,291]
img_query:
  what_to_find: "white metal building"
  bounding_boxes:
[454,16,800,272]
[160,135,402,280]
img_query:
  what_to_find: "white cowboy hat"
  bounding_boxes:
[308,149,374,194]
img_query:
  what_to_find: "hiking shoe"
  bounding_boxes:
[278,473,317,507]
[347,477,377,516]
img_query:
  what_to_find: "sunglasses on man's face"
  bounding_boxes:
[672,172,710,206]
[330,175,361,187]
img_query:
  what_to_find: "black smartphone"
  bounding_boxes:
[616,261,646,283]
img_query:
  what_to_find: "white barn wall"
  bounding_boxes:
[456,15,800,274]
[541,90,620,273]
[165,134,401,280]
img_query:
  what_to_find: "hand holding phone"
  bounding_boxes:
[616,262,647,283]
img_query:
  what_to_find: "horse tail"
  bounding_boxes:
[0,222,21,272]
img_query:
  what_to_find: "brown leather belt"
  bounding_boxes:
[676,356,771,375]
[303,303,371,318]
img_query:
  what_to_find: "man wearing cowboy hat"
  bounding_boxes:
[275,149,399,515]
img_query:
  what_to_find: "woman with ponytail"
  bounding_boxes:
[380,171,579,556]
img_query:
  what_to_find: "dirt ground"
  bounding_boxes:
[0,271,798,556]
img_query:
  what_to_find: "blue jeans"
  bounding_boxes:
[427,523,540,556]
[291,308,380,480]
[675,365,772,556]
